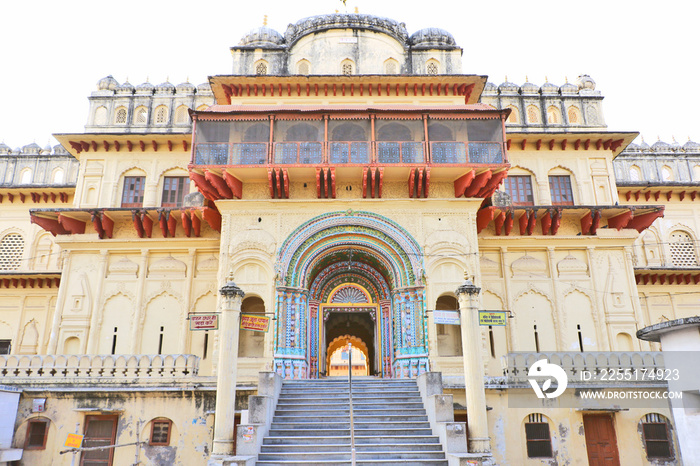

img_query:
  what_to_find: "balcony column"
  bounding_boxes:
[211,274,245,457]
[456,274,491,454]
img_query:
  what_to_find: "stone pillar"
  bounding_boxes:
[456,276,491,454]
[211,275,245,457]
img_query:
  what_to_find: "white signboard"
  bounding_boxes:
[433,310,460,325]
[339,37,358,43]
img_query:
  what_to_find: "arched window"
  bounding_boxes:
[52,168,65,184]
[341,59,354,76]
[629,165,642,181]
[19,168,32,185]
[149,418,173,446]
[640,413,674,460]
[0,233,25,270]
[174,105,189,125]
[331,123,367,141]
[546,106,560,124]
[134,106,148,124]
[196,104,209,111]
[297,60,310,75]
[377,122,412,141]
[427,123,454,141]
[567,106,581,124]
[154,106,168,125]
[436,295,461,357]
[94,106,108,125]
[661,166,673,181]
[255,60,268,76]
[669,230,698,266]
[238,296,265,357]
[426,59,439,75]
[114,107,127,124]
[243,122,270,142]
[524,414,553,458]
[506,105,519,124]
[285,123,319,141]
[526,105,540,124]
[384,59,398,75]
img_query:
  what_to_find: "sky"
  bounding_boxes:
[1,0,697,150]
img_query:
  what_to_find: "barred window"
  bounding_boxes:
[426,61,439,75]
[121,176,145,207]
[155,106,168,125]
[629,166,642,181]
[505,176,534,205]
[669,231,698,267]
[115,107,127,124]
[255,61,268,76]
[549,175,574,205]
[525,414,552,458]
[161,177,190,207]
[641,413,673,459]
[341,60,354,76]
[25,419,49,450]
[149,419,172,446]
[0,233,24,270]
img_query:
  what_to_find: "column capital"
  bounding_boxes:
[220,279,245,298]
[456,278,480,297]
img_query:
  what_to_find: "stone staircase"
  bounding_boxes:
[256,377,449,466]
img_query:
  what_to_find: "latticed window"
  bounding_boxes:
[525,414,552,458]
[121,176,145,207]
[134,107,148,124]
[506,105,519,123]
[567,106,580,124]
[504,176,534,205]
[174,106,189,124]
[298,61,310,75]
[546,106,559,124]
[549,175,574,205]
[161,177,190,207]
[641,413,673,459]
[669,231,698,266]
[0,234,24,270]
[149,419,172,446]
[255,61,268,75]
[115,107,127,124]
[527,106,540,124]
[385,60,397,74]
[426,62,438,75]
[341,61,354,76]
[155,106,168,125]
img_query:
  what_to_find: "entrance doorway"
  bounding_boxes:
[583,414,620,466]
[322,310,377,376]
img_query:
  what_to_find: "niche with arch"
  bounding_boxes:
[238,296,266,358]
[436,295,462,357]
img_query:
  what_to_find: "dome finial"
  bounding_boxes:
[672,135,677,143]
[545,76,549,83]
[504,75,508,82]
[525,75,529,82]
[263,14,267,26]
[354,6,359,13]
[565,76,569,83]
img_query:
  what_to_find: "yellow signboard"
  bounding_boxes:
[240,314,270,332]
[64,433,84,448]
[478,311,507,326]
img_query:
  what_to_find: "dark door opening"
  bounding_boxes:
[323,311,377,376]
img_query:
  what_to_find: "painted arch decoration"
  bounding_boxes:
[273,210,429,379]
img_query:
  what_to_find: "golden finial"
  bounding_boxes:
[354,6,359,13]
[672,135,677,143]
[657,135,661,141]
[545,76,549,83]
[227,270,235,282]
[335,9,339,13]
[525,75,529,82]
[463,270,469,280]
[565,76,569,83]
[504,75,508,82]
[263,15,268,26]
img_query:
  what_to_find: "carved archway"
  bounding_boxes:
[326,334,369,375]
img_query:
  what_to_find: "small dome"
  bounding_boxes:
[651,139,670,151]
[53,144,69,155]
[115,81,134,94]
[560,81,578,94]
[626,142,640,151]
[97,75,118,91]
[135,81,154,95]
[577,74,596,91]
[176,81,195,94]
[638,138,650,151]
[498,78,519,94]
[410,27,456,47]
[0,142,11,154]
[520,80,539,95]
[155,80,175,94]
[682,138,700,152]
[483,82,498,94]
[670,137,682,151]
[239,26,285,46]
[21,142,42,155]
[541,81,559,95]
[42,144,52,154]
[196,82,212,94]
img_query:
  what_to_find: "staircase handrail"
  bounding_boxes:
[348,342,356,466]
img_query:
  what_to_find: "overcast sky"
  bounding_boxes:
[1,0,697,149]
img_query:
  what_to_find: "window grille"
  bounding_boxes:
[298,61,310,75]
[161,177,190,207]
[0,234,24,270]
[426,62,438,75]
[121,176,145,207]
[175,106,189,124]
[134,107,148,124]
[669,231,698,266]
[505,176,534,205]
[342,62,353,75]
[527,106,540,124]
[256,61,268,75]
[525,414,552,458]
[115,107,127,124]
[149,420,172,446]
[547,106,559,124]
[25,420,49,450]
[642,413,673,459]
[385,61,397,74]
[549,175,574,205]
[567,107,580,124]
[155,106,168,125]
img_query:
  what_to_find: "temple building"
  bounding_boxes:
[0,12,698,466]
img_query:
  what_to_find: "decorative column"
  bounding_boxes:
[211,274,245,457]
[456,275,490,454]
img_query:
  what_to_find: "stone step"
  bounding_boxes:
[273,408,427,416]
[267,428,434,437]
[260,443,444,453]
[276,401,425,408]
[271,414,429,423]
[269,421,432,430]
[258,451,446,461]
[277,396,423,403]
[262,436,441,445]
[256,461,448,466]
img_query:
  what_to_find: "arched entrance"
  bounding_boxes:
[272,211,429,379]
[326,334,370,376]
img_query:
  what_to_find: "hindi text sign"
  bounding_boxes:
[64,433,84,449]
[478,311,507,326]
[240,314,270,332]
[189,314,219,331]
[433,310,460,326]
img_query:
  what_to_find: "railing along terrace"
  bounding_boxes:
[192,113,507,167]
[0,354,200,380]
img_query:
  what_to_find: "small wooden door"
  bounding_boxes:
[80,415,118,466]
[583,414,620,466]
